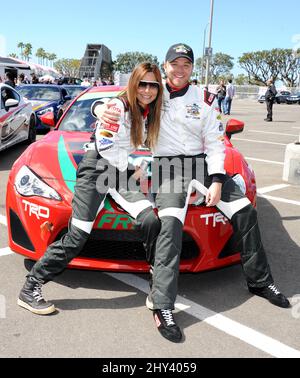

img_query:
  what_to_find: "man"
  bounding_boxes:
[4,72,15,88]
[224,79,235,115]
[265,79,277,122]
[98,44,290,344]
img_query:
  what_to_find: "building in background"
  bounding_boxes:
[79,44,112,80]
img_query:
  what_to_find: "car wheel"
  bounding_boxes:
[25,115,37,145]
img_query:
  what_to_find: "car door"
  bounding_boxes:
[0,86,26,145]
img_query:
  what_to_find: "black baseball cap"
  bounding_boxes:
[165,43,194,64]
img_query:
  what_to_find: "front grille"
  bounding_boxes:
[55,229,199,261]
[9,209,35,252]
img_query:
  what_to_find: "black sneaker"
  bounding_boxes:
[153,309,182,343]
[248,284,291,308]
[18,276,56,315]
[264,118,272,122]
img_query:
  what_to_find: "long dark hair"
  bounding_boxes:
[120,62,163,150]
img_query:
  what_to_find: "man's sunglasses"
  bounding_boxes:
[138,81,160,89]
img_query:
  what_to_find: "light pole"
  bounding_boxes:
[205,0,215,88]
[201,23,209,85]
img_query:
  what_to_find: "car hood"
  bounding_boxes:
[28,100,57,112]
[26,131,152,194]
[27,131,90,191]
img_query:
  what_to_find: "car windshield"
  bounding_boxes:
[64,86,85,98]
[58,90,121,132]
[17,86,61,101]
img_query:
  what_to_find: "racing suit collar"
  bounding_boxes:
[166,81,190,99]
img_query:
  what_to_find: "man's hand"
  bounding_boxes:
[205,182,222,207]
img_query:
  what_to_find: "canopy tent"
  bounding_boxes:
[7,57,59,77]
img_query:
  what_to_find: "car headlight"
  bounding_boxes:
[37,106,54,116]
[232,174,246,195]
[15,166,61,201]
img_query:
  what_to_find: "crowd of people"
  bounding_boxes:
[0,72,114,88]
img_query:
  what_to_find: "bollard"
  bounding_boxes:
[0,295,6,319]
[283,141,300,185]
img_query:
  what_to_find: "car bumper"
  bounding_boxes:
[6,180,241,273]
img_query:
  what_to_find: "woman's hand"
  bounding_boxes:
[205,182,222,207]
[100,103,122,127]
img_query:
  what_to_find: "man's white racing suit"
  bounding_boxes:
[149,83,273,310]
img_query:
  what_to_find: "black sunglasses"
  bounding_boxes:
[138,81,160,90]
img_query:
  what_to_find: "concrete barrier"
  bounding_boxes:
[283,142,300,185]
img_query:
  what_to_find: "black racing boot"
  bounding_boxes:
[248,284,290,308]
[153,309,182,343]
[18,276,56,315]
[146,296,182,343]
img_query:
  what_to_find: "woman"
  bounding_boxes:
[18,62,163,315]
[216,79,226,113]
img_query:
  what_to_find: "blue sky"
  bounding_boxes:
[1,0,299,75]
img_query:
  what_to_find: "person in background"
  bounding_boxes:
[31,73,39,84]
[265,79,277,122]
[4,72,15,88]
[191,79,198,86]
[224,79,235,115]
[81,77,91,87]
[17,73,30,85]
[216,79,226,113]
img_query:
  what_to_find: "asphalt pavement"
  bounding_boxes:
[0,99,300,359]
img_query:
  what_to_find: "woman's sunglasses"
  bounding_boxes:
[138,81,160,90]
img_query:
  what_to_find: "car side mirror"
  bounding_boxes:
[5,98,19,108]
[226,119,244,139]
[39,111,56,127]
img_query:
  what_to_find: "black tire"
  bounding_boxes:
[25,115,36,145]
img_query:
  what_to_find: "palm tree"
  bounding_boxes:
[36,48,46,64]
[17,42,25,60]
[23,43,33,62]
[8,53,18,59]
[48,53,57,67]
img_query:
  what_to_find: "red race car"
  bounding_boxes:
[6,86,256,273]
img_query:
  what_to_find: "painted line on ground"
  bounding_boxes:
[258,194,300,207]
[248,130,299,137]
[233,138,287,146]
[246,157,284,166]
[0,247,13,257]
[257,184,290,195]
[107,273,300,358]
[0,214,7,227]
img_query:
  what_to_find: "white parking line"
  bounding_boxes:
[258,184,290,195]
[248,130,299,137]
[246,157,284,165]
[233,138,287,146]
[258,194,300,207]
[0,247,13,257]
[0,214,7,226]
[107,273,300,358]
